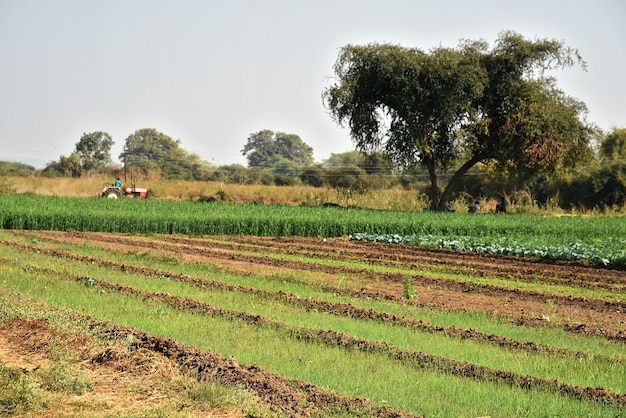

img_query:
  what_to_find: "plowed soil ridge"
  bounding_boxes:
[181,234,626,288]
[3,230,626,415]
[39,266,626,408]
[3,252,608,360]
[16,231,626,309]
[48,230,626,289]
[5,232,626,342]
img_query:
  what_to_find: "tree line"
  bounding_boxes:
[2,125,625,211]
[1,31,625,211]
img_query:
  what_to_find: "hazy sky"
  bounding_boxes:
[1,0,624,168]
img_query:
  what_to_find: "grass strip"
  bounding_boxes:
[9,230,625,304]
[0,291,398,418]
[5,236,625,317]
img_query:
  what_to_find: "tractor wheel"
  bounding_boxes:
[105,189,122,199]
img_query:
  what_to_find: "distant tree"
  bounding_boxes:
[61,154,83,177]
[589,165,626,208]
[324,150,393,175]
[511,127,626,210]
[242,130,313,168]
[552,164,626,210]
[300,165,326,187]
[0,161,37,177]
[42,131,112,177]
[246,168,274,185]
[323,31,595,210]
[323,151,365,168]
[326,165,369,193]
[74,131,113,171]
[122,128,185,165]
[583,127,626,208]
[121,128,210,180]
[274,132,314,166]
[42,154,83,177]
[360,152,394,175]
[267,155,301,177]
[273,174,298,186]
[599,128,626,163]
[41,162,61,177]
[241,130,275,167]
[324,151,395,189]
[210,164,251,184]
[187,153,214,181]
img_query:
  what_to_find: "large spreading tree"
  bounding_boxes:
[323,31,595,210]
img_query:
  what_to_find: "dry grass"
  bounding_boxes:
[8,175,427,211]
[9,174,612,215]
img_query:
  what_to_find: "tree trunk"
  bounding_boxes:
[438,155,485,210]
[424,157,440,211]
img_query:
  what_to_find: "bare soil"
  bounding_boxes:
[0,302,410,417]
[0,317,245,417]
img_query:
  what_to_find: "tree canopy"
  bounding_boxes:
[323,31,595,210]
[74,131,113,171]
[0,161,37,177]
[43,131,113,177]
[599,128,626,163]
[324,151,365,168]
[122,128,211,180]
[241,130,314,169]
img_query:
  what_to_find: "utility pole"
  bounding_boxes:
[123,146,127,183]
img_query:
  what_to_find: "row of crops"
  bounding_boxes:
[1,194,625,265]
[349,232,626,266]
[1,229,625,417]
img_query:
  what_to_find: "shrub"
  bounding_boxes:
[0,177,17,194]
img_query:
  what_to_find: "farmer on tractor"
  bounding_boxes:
[101,178,148,199]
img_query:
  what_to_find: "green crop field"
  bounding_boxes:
[1,194,625,416]
[1,194,625,265]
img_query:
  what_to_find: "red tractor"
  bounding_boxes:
[101,183,148,199]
